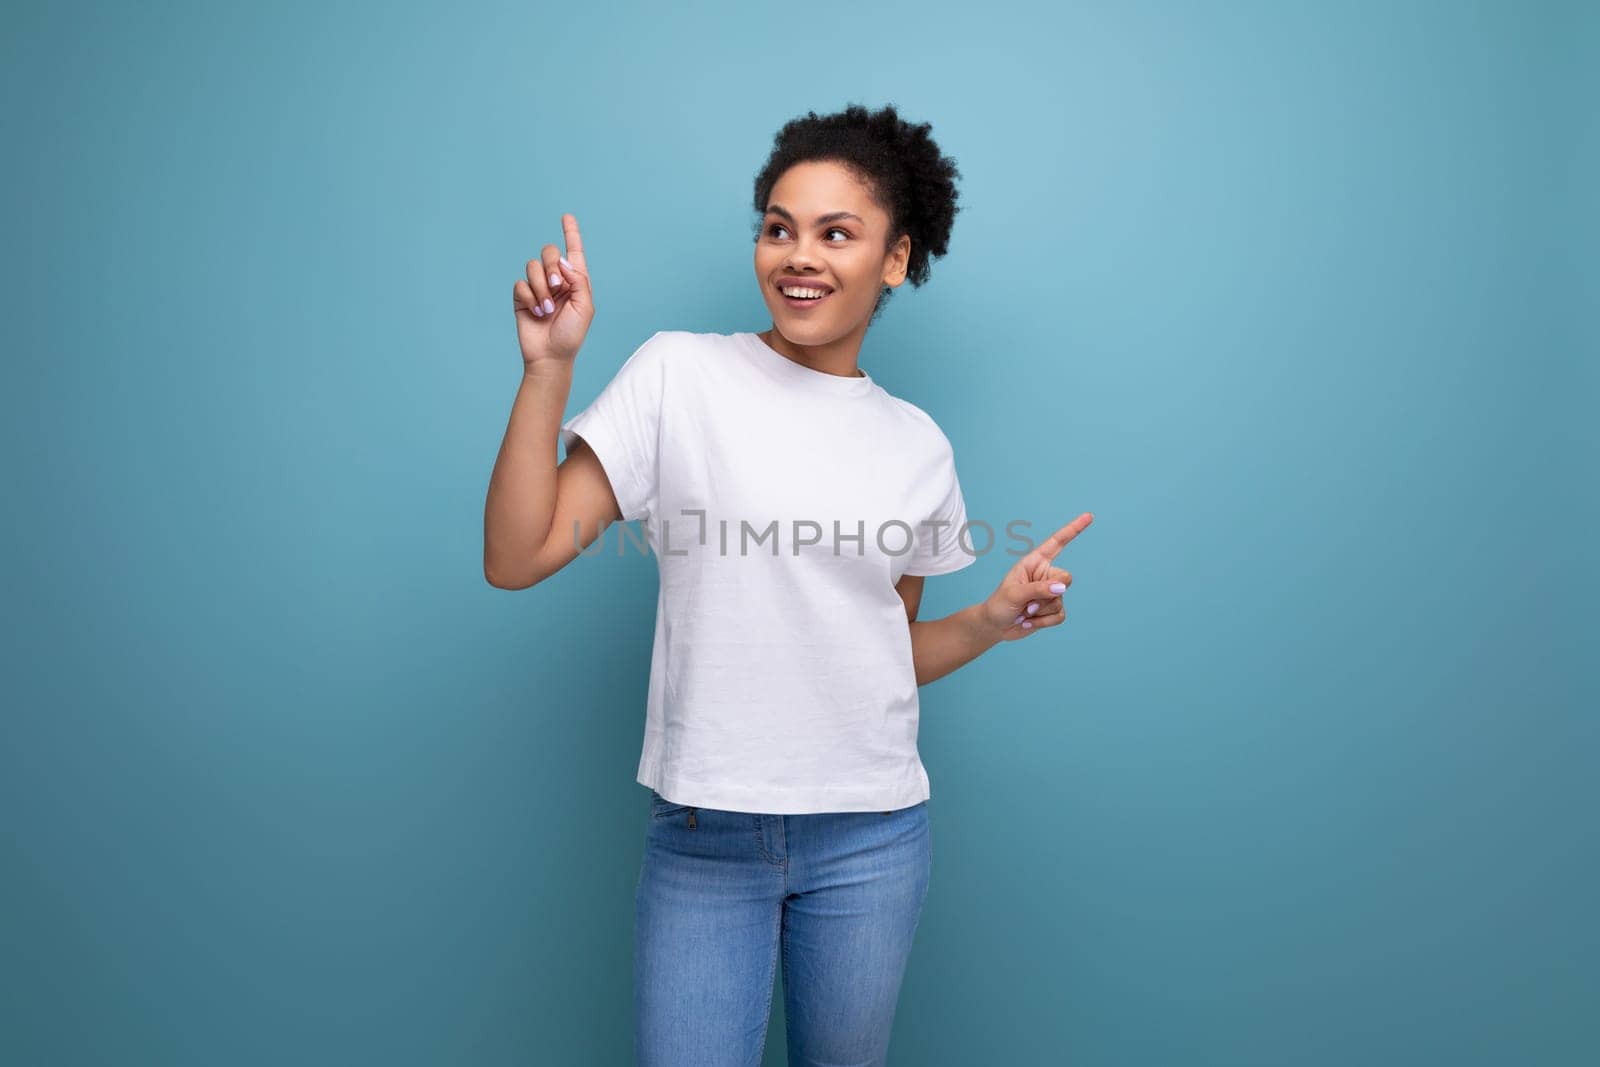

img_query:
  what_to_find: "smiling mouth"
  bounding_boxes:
[777,283,834,309]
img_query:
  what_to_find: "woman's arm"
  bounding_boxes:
[485,216,620,590]
[483,363,624,589]
[484,362,571,587]
[906,512,1095,685]
[909,605,1005,686]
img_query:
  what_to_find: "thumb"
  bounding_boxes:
[1025,577,1067,604]
[557,255,591,297]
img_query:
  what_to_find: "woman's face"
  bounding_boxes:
[754,160,910,346]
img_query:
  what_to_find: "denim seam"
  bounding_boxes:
[764,819,784,870]
[759,815,788,869]
[780,902,792,1027]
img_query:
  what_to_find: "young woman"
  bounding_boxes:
[485,103,1092,1066]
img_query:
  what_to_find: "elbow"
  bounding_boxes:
[484,556,545,591]
[483,565,517,590]
[484,530,557,589]
[485,570,540,591]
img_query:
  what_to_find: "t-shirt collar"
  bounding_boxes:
[740,331,876,398]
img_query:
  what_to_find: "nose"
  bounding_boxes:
[784,235,826,272]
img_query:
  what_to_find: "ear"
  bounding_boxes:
[882,233,911,288]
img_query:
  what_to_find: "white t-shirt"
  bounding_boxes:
[559,330,975,814]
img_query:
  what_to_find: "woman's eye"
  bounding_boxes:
[766,223,850,242]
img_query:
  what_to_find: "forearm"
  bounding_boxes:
[909,603,1003,686]
[484,361,574,585]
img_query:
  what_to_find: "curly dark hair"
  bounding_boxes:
[751,102,962,323]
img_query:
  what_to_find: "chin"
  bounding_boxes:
[773,319,824,341]
[771,306,832,331]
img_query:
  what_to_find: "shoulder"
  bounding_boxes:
[878,389,957,458]
[624,329,744,373]
[602,330,715,385]
[634,329,737,355]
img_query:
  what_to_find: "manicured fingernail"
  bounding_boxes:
[1027,602,1039,615]
[1013,614,1024,625]
[560,256,573,270]
[549,272,561,287]
[542,298,554,314]
[1022,621,1033,629]
[1050,582,1066,593]
[532,304,543,317]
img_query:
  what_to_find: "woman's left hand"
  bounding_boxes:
[978,512,1093,642]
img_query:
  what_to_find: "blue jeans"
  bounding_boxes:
[634,789,933,1067]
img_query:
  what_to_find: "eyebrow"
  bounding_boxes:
[765,204,865,227]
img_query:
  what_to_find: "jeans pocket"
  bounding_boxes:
[649,789,694,820]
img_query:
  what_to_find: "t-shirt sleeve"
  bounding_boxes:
[904,436,976,576]
[558,331,667,523]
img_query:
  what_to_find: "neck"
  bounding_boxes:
[759,324,867,379]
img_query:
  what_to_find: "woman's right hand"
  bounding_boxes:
[513,213,595,369]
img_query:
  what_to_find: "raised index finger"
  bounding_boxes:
[1034,512,1094,562]
[561,213,587,272]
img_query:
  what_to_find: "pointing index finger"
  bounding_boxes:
[1036,512,1094,562]
[561,213,586,272]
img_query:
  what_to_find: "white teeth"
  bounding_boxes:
[781,286,828,299]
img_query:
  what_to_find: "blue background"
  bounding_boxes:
[4,1,1593,1063]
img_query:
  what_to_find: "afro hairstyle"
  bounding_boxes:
[751,102,962,323]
